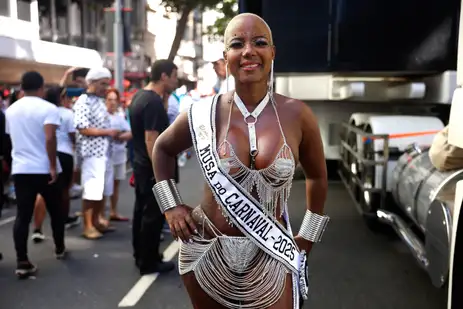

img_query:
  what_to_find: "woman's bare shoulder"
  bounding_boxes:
[217,91,234,106]
[274,93,315,122]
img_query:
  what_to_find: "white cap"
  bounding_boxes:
[85,67,112,83]
[210,49,224,63]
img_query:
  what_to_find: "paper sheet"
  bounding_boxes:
[448,88,463,148]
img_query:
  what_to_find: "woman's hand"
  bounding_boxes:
[164,205,198,243]
[294,235,314,255]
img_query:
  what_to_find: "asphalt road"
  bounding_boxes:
[0,157,447,309]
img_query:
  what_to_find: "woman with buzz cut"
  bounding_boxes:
[152,13,330,309]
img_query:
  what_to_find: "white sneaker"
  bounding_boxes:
[69,184,83,199]
[71,184,83,191]
[32,231,45,243]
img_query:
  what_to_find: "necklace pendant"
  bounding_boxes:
[250,154,256,170]
[247,122,258,154]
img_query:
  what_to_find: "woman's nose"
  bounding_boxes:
[242,42,255,57]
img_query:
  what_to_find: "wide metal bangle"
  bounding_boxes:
[297,210,330,243]
[152,179,183,214]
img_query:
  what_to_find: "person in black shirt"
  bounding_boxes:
[0,109,5,216]
[0,109,3,261]
[129,60,178,274]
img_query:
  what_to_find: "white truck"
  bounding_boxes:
[240,0,463,306]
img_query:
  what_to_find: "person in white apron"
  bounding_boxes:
[150,13,330,309]
[104,89,132,222]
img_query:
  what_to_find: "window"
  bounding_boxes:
[0,1,8,17]
[17,0,31,21]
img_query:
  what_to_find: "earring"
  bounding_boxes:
[226,63,229,92]
[269,60,275,94]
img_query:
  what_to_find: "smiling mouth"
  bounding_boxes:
[241,63,261,70]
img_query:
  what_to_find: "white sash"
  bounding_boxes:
[188,95,301,274]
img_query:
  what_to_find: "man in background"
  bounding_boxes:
[6,71,66,278]
[60,67,89,89]
[211,52,235,94]
[1,89,8,112]
[129,60,178,275]
[0,95,6,217]
[73,67,118,240]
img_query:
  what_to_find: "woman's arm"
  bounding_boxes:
[68,132,76,145]
[153,111,193,182]
[59,67,76,86]
[294,101,328,253]
[298,103,328,215]
[116,116,132,141]
[152,111,196,242]
[117,132,132,141]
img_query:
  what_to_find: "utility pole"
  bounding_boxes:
[114,0,124,95]
[50,0,58,42]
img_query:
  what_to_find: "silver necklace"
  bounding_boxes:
[233,92,270,169]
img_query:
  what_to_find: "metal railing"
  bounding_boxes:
[337,122,390,215]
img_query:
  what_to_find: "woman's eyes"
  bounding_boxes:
[255,40,269,47]
[230,42,244,49]
[229,40,269,49]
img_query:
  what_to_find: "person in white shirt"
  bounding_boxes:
[31,86,80,243]
[211,53,235,94]
[5,71,66,278]
[74,67,119,240]
[103,89,132,222]
[167,93,180,125]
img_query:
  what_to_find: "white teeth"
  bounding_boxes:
[243,64,258,68]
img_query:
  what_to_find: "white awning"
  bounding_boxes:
[0,35,103,68]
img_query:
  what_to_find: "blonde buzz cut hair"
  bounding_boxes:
[224,13,273,46]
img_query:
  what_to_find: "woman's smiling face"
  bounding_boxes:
[224,14,275,85]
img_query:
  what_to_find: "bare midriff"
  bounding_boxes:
[199,185,285,237]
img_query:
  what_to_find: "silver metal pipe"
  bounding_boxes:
[376,209,429,269]
[50,0,58,42]
[114,0,124,94]
[66,0,72,45]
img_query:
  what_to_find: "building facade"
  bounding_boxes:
[1,0,208,87]
[0,0,103,84]
[37,0,150,87]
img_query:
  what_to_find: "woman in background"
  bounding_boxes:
[124,92,136,187]
[100,88,132,224]
[32,87,79,243]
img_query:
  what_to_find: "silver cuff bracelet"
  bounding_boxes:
[152,179,184,214]
[297,210,330,243]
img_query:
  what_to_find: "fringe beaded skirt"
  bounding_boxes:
[178,206,290,309]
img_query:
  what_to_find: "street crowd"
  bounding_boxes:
[0,51,231,278]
